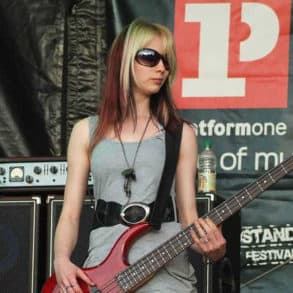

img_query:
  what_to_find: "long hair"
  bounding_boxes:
[90,18,181,152]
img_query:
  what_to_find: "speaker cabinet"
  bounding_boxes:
[46,195,95,277]
[188,195,214,293]
[0,196,41,293]
[189,194,241,293]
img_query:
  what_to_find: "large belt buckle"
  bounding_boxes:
[120,202,150,226]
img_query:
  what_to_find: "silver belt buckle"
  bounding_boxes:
[120,202,150,226]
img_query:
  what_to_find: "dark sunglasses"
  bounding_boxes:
[135,48,170,70]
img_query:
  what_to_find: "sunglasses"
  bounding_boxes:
[135,48,170,70]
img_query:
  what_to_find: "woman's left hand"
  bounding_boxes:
[190,217,226,262]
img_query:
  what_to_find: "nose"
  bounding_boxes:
[156,59,166,71]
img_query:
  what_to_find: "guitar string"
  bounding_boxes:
[111,231,193,291]
[100,275,128,292]
[206,159,292,224]
[101,164,292,292]
[94,237,192,293]
[133,160,293,283]
[98,157,293,292]
[101,280,121,293]
[100,194,272,292]
[100,277,122,293]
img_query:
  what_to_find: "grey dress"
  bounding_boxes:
[83,116,197,292]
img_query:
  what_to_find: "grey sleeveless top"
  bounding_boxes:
[89,115,171,206]
[83,115,196,292]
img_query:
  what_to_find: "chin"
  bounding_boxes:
[150,86,162,95]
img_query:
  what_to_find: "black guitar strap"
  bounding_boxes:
[149,122,183,230]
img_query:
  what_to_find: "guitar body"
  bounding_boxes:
[42,222,151,293]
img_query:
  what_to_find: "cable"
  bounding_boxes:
[240,256,293,288]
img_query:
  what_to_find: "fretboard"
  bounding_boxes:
[115,155,293,292]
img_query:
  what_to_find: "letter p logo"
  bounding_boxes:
[173,0,291,109]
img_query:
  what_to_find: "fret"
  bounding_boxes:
[256,180,264,191]
[148,254,157,270]
[170,240,178,255]
[177,234,186,250]
[124,271,133,286]
[119,279,129,292]
[268,172,276,183]
[244,188,253,200]
[164,244,172,259]
[164,244,174,260]
[138,264,147,278]
[240,193,249,206]
[143,262,152,274]
[136,267,147,283]
[177,235,185,249]
[118,270,133,290]
[150,252,161,268]
[214,208,224,222]
[131,269,139,283]
[234,196,242,208]
[281,164,287,173]
[176,232,191,252]
[157,244,168,261]
[131,262,149,282]
[207,209,218,224]
[126,269,137,286]
[138,263,147,274]
[158,250,167,263]
[224,202,233,216]
[183,231,192,246]
[130,266,140,280]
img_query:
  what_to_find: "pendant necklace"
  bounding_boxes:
[118,115,152,203]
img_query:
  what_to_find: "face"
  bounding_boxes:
[132,36,169,99]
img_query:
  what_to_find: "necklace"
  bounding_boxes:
[118,115,152,202]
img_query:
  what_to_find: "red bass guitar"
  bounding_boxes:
[42,155,293,292]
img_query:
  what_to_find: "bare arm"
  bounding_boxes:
[175,123,226,261]
[54,118,94,290]
[175,123,199,227]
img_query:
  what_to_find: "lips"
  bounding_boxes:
[152,78,164,85]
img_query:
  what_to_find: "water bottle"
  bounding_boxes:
[197,140,217,194]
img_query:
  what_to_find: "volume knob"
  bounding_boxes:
[25,175,34,184]
[0,167,6,176]
[33,166,42,175]
[50,166,58,174]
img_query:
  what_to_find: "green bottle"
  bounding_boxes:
[198,140,216,193]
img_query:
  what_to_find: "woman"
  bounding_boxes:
[53,18,226,292]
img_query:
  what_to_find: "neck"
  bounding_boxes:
[133,93,151,117]
[123,104,151,124]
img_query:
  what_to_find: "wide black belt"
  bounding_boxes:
[92,196,175,229]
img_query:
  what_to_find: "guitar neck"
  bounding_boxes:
[206,155,293,225]
[115,155,293,292]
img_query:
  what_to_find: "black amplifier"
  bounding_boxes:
[0,157,93,193]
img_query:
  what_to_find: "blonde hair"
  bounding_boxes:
[91,18,181,151]
[119,18,177,109]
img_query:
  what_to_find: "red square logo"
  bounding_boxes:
[173,0,291,109]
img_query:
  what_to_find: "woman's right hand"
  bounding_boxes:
[54,257,95,293]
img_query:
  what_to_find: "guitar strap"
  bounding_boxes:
[149,121,183,230]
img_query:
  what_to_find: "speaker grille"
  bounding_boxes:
[188,196,213,293]
[0,196,40,293]
[46,195,95,277]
